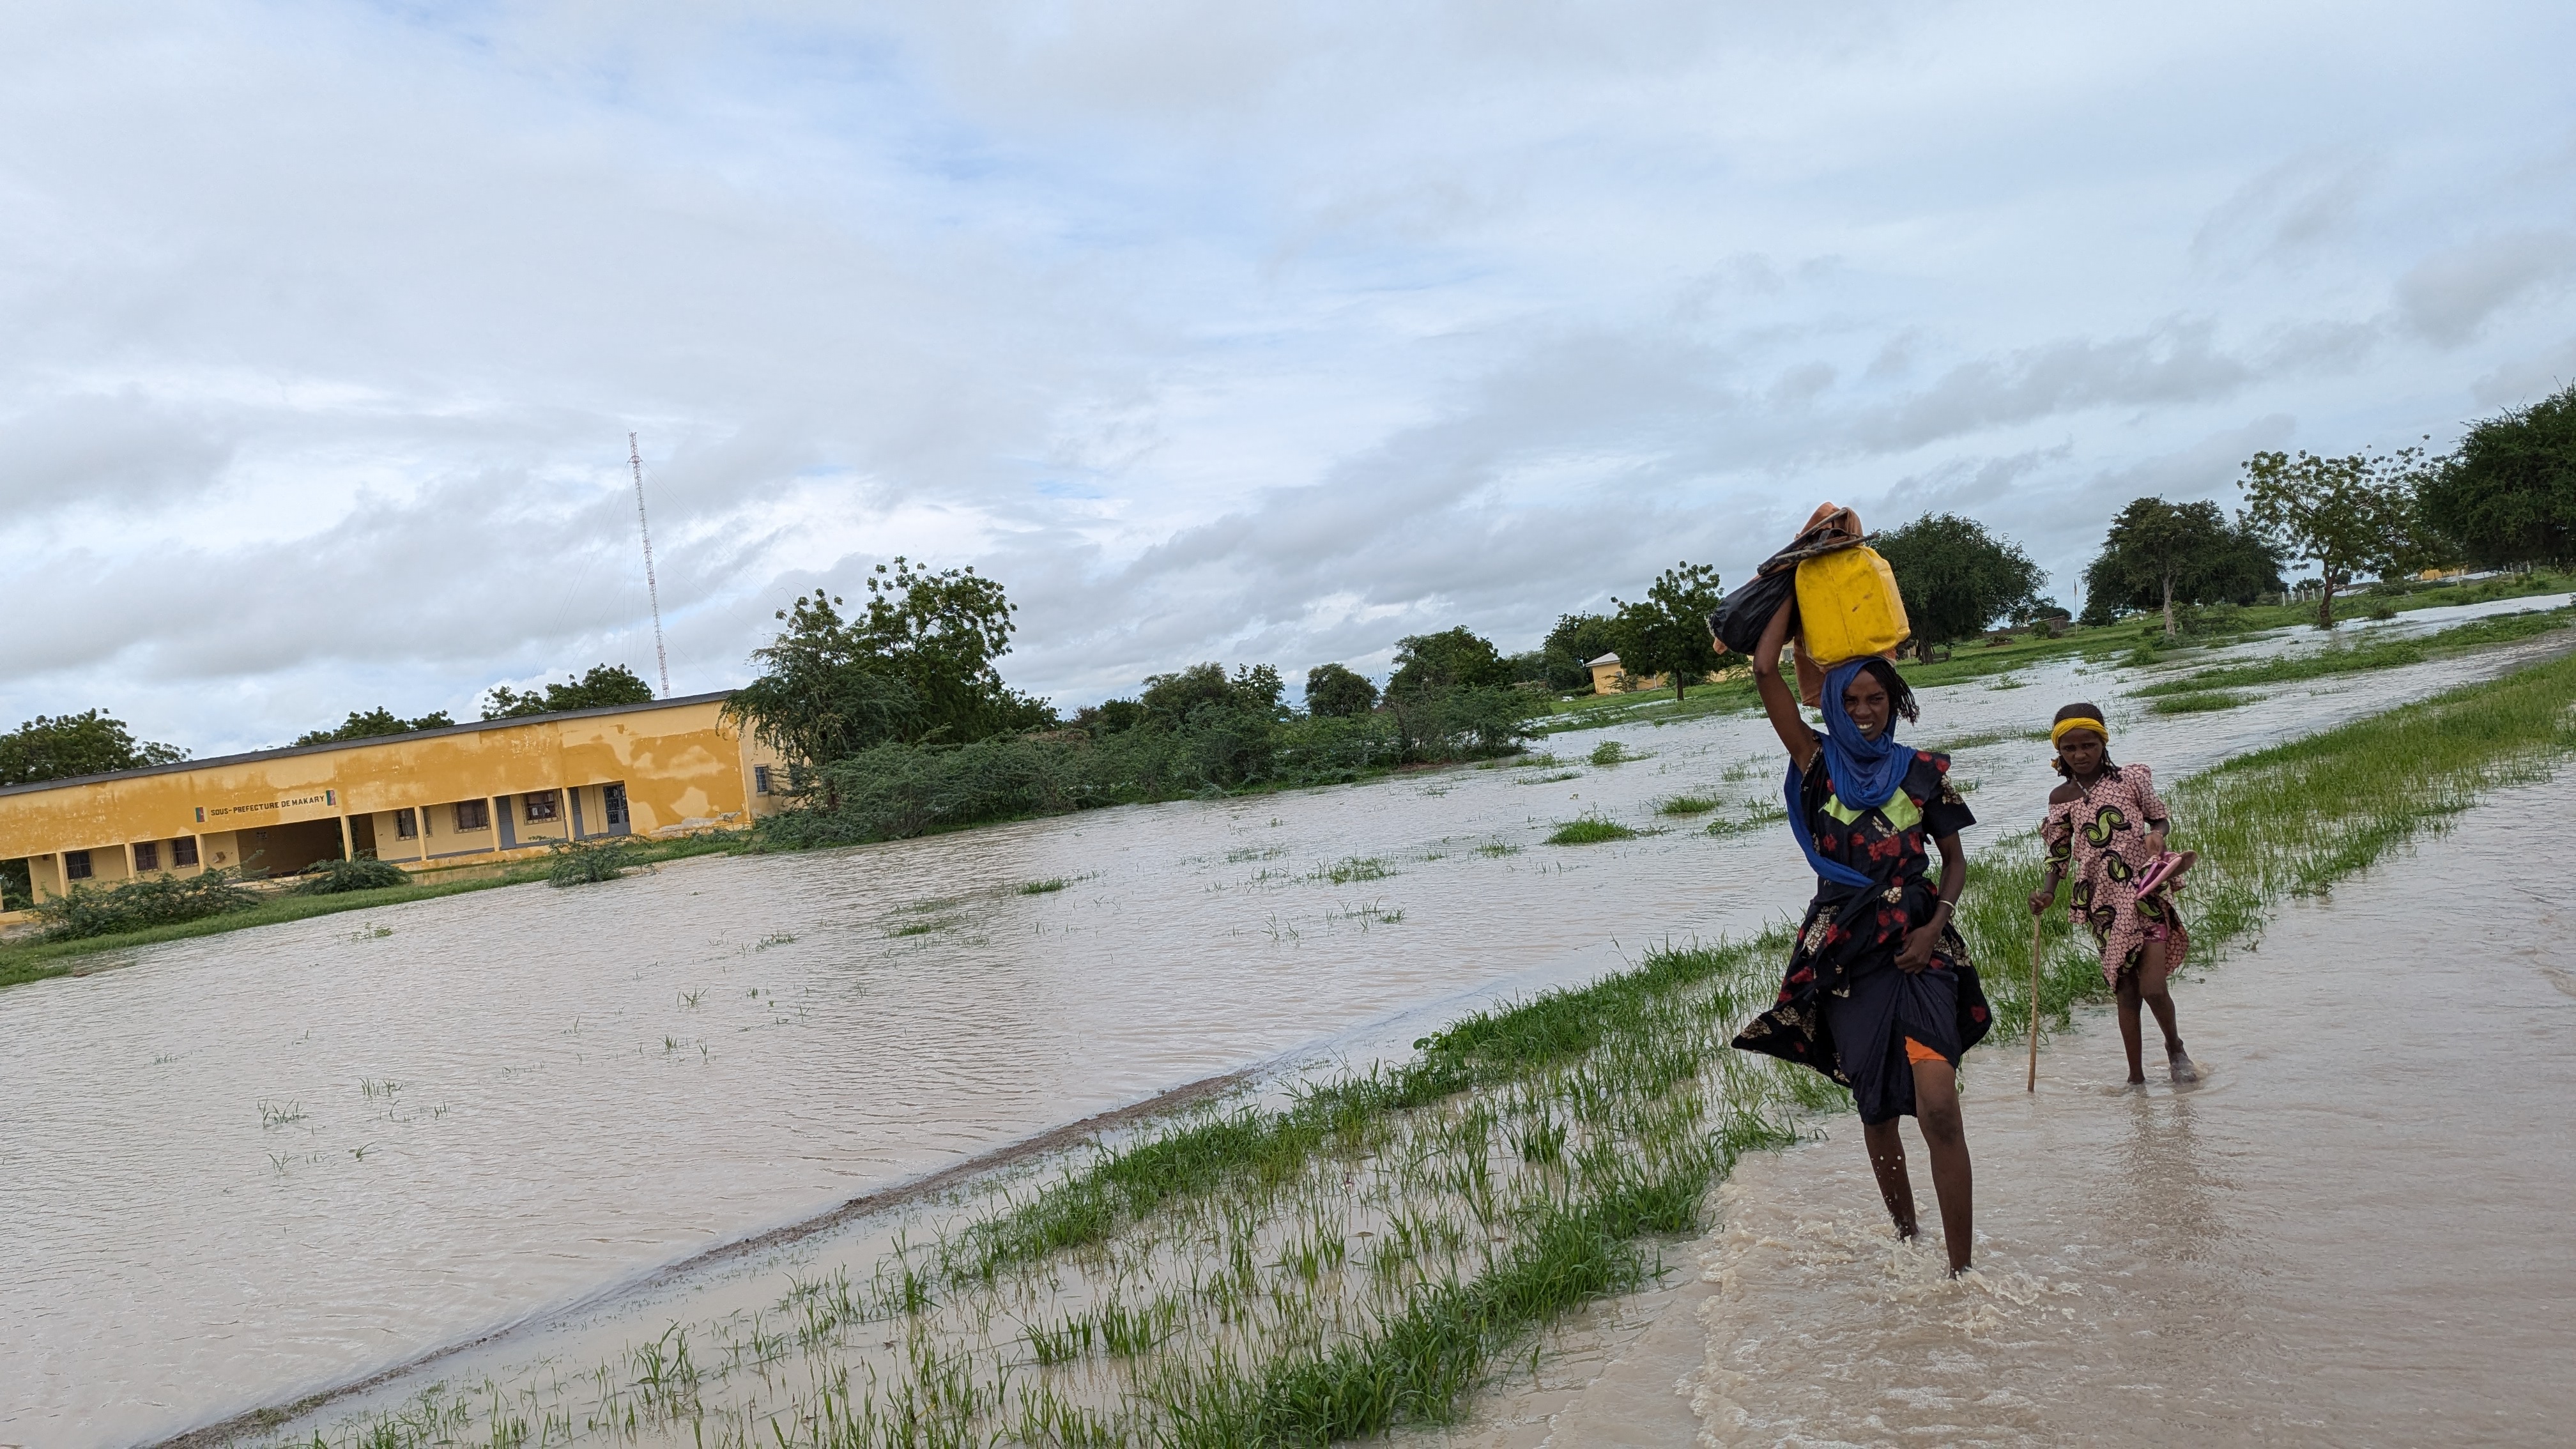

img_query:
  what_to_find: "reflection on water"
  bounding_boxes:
[1690,781,2576,1446]
[0,602,2565,1446]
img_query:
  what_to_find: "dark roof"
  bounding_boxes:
[0,690,736,800]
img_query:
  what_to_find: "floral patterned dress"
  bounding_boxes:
[1733,747,1993,1125]
[2041,763,2189,986]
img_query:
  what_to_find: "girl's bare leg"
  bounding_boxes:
[1910,1059,1975,1275]
[1862,1119,1918,1239]
[2137,940,2195,1080]
[2115,970,2146,1083]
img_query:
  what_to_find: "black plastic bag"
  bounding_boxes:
[1711,569,1795,656]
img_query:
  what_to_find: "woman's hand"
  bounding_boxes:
[2028,887,2053,916]
[1896,919,1943,972]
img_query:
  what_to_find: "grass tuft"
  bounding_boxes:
[1545,816,1636,845]
[1655,795,1720,816]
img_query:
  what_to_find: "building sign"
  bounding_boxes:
[201,788,336,822]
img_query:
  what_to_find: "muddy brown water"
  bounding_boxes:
[1682,778,2576,1447]
[1,597,2565,1446]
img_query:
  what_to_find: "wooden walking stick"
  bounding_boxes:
[2027,910,2044,1092]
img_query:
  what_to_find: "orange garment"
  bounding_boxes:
[1904,1036,1947,1066]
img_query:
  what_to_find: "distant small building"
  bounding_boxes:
[1586,652,1665,694]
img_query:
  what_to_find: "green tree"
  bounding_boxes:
[2415,383,2576,567]
[1387,627,1512,696]
[1610,562,1725,700]
[482,664,656,720]
[0,710,187,787]
[1303,663,1379,717]
[2241,448,2426,627]
[1539,612,1621,691]
[2083,498,2285,639]
[1138,663,1287,726]
[724,558,1051,765]
[295,706,457,746]
[1874,514,2046,656]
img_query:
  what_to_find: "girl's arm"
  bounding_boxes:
[1899,830,1968,970]
[2134,764,2171,854]
[1749,594,1818,770]
[2030,805,2070,915]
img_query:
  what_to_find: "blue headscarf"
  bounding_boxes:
[1784,657,1911,889]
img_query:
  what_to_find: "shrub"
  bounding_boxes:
[754,685,1538,851]
[34,869,261,940]
[291,857,411,894]
[547,838,634,886]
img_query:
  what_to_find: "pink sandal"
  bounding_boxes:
[2134,848,2197,898]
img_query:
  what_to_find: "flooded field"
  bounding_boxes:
[1,595,2566,1446]
[1687,778,2576,1446]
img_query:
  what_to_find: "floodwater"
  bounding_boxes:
[0,595,2564,1446]
[1688,778,2576,1446]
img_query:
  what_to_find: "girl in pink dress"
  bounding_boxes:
[2029,702,2199,1084]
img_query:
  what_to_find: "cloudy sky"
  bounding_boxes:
[5,1,2573,755]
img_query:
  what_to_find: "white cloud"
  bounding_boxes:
[1,0,2573,751]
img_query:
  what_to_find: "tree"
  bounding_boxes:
[2415,383,2576,567]
[1610,562,1725,700]
[1873,514,2046,656]
[724,558,1052,765]
[1304,663,1379,717]
[482,664,657,720]
[0,710,187,786]
[2241,448,2425,627]
[2083,498,2285,638]
[1539,612,1621,692]
[1137,663,1287,727]
[1387,627,1512,696]
[295,707,457,746]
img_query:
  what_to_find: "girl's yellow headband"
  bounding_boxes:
[2051,716,2108,748]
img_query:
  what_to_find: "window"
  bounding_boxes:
[172,836,199,867]
[753,765,774,795]
[523,791,559,822]
[454,799,489,832]
[602,783,629,828]
[392,808,417,840]
[64,849,92,880]
[133,841,160,871]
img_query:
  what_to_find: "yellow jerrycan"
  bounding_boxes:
[1793,545,1909,665]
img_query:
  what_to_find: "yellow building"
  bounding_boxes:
[0,692,788,906]
[1586,652,1666,694]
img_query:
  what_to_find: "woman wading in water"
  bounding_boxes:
[1731,601,1990,1275]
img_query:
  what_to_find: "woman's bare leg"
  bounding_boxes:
[1861,1119,1917,1239]
[1910,1059,1975,1275]
[2115,969,2145,1083]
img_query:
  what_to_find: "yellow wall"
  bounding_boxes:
[0,693,787,897]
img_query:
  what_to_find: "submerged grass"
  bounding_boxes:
[0,833,740,993]
[2135,604,2573,698]
[1655,795,1719,816]
[1544,816,1636,846]
[2147,689,2256,715]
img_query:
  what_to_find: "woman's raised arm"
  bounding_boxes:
[1749,593,1819,771]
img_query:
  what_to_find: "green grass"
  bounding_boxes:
[1965,648,2576,1041]
[1545,816,1636,845]
[2147,689,2257,714]
[1655,794,1720,816]
[1020,878,1070,894]
[1586,740,1632,767]
[2135,605,2574,698]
